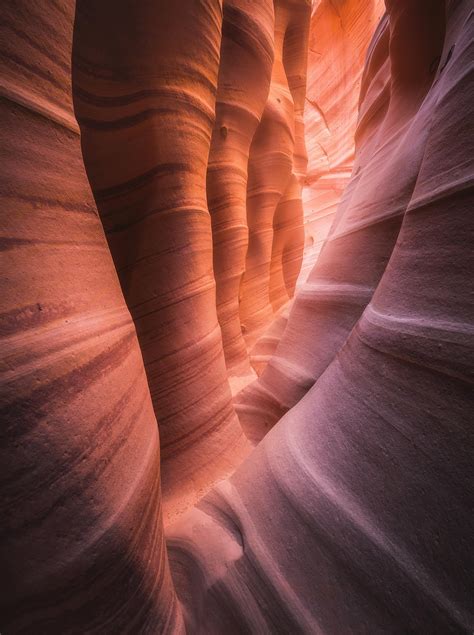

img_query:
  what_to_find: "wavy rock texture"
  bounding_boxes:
[301,0,385,279]
[268,1,310,314]
[0,2,181,631]
[207,0,274,375]
[235,0,448,442]
[2,0,473,632]
[72,0,250,520]
[169,2,474,632]
[239,0,311,350]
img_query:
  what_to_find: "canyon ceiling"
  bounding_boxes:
[1,0,473,633]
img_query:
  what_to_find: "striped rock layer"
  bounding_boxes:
[235,0,449,441]
[1,0,473,633]
[0,0,309,629]
[239,0,311,350]
[0,1,181,631]
[169,2,474,632]
[207,0,274,375]
[301,0,386,278]
[72,0,251,520]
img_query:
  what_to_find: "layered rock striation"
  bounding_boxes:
[169,4,474,633]
[1,0,473,633]
[239,0,311,348]
[72,0,251,518]
[302,0,385,277]
[0,2,180,630]
[235,0,449,442]
[207,0,274,375]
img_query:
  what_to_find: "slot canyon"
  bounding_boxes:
[1,0,473,632]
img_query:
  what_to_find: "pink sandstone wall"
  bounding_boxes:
[1,1,472,632]
[301,0,385,279]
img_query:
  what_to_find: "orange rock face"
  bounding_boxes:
[236,0,447,441]
[207,0,274,375]
[169,4,474,633]
[72,0,250,519]
[302,0,385,277]
[1,0,473,632]
[239,0,310,349]
[0,2,180,630]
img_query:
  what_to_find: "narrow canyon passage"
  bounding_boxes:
[1,1,473,633]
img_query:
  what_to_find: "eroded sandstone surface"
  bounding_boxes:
[1,0,472,632]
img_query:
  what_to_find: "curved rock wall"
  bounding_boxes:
[268,1,310,313]
[235,0,448,441]
[302,0,385,277]
[0,2,181,631]
[169,3,474,632]
[239,0,311,349]
[207,0,274,375]
[2,0,473,632]
[72,0,250,519]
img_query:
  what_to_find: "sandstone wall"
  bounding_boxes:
[0,2,181,630]
[1,0,472,632]
[301,0,385,278]
[170,4,474,633]
[72,0,250,520]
